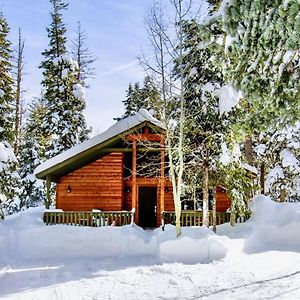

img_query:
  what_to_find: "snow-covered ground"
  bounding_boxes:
[1,196,300,299]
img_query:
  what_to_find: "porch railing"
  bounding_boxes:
[43,210,133,227]
[161,210,250,227]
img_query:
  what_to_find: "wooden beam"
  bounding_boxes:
[46,176,51,209]
[99,148,132,152]
[132,140,137,222]
[98,147,162,153]
[125,133,163,142]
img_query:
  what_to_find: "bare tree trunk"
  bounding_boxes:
[203,164,209,227]
[141,0,192,237]
[153,2,182,237]
[230,211,236,226]
[244,136,253,165]
[175,0,185,237]
[230,199,236,226]
[167,9,185,234]
[14,28,25,155]
[280,188,286,202]
[212,187,217,232]
[45,176,51,209]
[260,162,265,194]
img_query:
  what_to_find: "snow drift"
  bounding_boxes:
[0,207,226,266]
[218,195,300,253]
[1,195,299,267]
[244,195,300,253]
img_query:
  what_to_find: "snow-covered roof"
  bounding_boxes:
[34,109,164,179]
[241,163,258,175]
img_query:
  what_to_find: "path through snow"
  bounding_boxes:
[1,196,300,299]
[1,251,300,300]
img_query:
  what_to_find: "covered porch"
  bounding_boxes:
[43,209,250,227]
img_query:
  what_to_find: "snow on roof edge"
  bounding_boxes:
[34,109,164,177]
[241,162,258,175]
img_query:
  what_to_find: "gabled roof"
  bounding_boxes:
[34,109,164,181]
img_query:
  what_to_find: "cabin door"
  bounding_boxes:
[138,187,157,228]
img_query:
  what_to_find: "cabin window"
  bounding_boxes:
[123,152,132,179]
[142,126,156,134]
[123,143,165,179]
[137,150,161,177]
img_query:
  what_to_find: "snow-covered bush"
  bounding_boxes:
[256,122,300,202]
[0,142,21,217]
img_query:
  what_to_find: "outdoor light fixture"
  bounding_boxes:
[67,185,72,193]
[164,187,169,193]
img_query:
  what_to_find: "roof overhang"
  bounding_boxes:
[35,113,165,182]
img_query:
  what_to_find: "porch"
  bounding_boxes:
[43,210,134,227]
[162,210,250,227]
[43,210,250,227]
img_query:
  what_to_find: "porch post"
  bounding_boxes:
[132,139,137,221]
[46,175,51,209]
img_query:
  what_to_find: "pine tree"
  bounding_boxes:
[123,82,142,118]
[18,98,48,209]
[40,0,89,158]
[255,122,300,202]
[116,76,160,120]
[0,12,20,217]
[0,12,15,144]
[199,0,300,203]
[178,19,251,227]
[141,76,161,113]
[202,0,300,129]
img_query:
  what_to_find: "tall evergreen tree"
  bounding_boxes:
[198,0,300,202]
[0,12,15,143]
[122,82,143,118]
[142,75,161,112]
[0,12,20,217]
[18,98,48,209]
[201,0,300,129]
[179,19,251,227]
[40,0,89,158]
[116,76,160,120]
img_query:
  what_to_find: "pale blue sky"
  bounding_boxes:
[0,0,153,134]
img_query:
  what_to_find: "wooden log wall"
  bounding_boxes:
[158,185,231,214]
[215,186,231,212]
[162,183,175,211]
[56,152,123,211]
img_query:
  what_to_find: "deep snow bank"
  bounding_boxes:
[0,207,226,265]
[245,195,300,253]
[2,195,298,265]
[218,195,300,253]
[155,225,227,264]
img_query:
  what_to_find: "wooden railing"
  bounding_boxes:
[43,210,134,227]
[161,210,250,227]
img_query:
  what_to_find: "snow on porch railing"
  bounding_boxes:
[161,210,250,227]
[43,210,133,227]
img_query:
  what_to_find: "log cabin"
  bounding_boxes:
[35,109,251,228]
